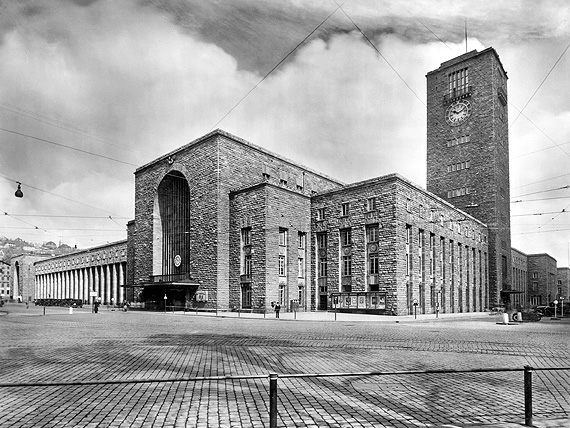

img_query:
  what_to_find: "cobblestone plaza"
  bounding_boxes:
[1,304,569,427]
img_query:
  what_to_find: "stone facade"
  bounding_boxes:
[0,260,10,298]
[312,174,488,316]
[556,267,570,302]
[34,241,127,305]
[426,48,511,307]
[511,248,528,309]
[229,182,311,312]
[527,254,557,306]
[133,130,341,310]
[10,254,52,302]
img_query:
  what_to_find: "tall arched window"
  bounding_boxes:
[156,171,191,277]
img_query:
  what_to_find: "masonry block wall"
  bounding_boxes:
[313,174,488,316]
[556,267,570,301]
[511,248,528,308]
[134,130,341,310]
[11,254,49,301]
[528,254,557,306]
[426,48,511,307]
[229,185,267,311]
[264,184,311,311]
[34,241,128,304]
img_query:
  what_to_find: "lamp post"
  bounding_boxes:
[436,291,441,318]
[14,182,23,198]
[561,296,565,318]
[164,294,167,314]
[552,299,559,320]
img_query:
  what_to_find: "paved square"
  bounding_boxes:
[1,304,569,427]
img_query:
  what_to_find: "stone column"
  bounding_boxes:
[94,266,100,301]
[118,262,125,303]
[56,272,61,299]
[111,263,118,306]
[105,264,111,305]
[78,268,83,302]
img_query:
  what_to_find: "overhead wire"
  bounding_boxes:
[0,127,139,167]
[0,102,143,157]
[210,1,348,130]
[336,2,425,107]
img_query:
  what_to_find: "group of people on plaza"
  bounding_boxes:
[92,297,129,313]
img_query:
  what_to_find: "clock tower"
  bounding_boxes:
[426,48,511,308]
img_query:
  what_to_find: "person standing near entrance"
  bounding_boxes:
[274,302,281,318]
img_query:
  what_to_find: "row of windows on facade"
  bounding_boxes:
[240,229,307,279]
[316,197,377,221]
[404,225,487,285]
[449,68,469,93]
[405,199,486,243]
[262,171,305,192]
[447,187,470,199]
[316,225,382,282]
[447,160,471,173]
[37,251,126,272]
[447,134,471,147]
[240,282,304,309]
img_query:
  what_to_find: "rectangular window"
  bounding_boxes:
[366,197,376,211]
[298,286,304,306]
[340,228,352,246]
[317,233,327,249]
[342,202,350,216]
[298,232,306,249]
[449,68,469,95]
[418,230,424,281]
[279,255,286,276]
[298,257,305,278]
[366,224,379,242]
[318,258,328,277]
[241,228,251,246]
[279,229,287,246]
[244,255,252,279]
[406,224,412,277]
[369,253,379,275]
[241,283,252,308]
[317,208,325,220]
[342,255,352,276]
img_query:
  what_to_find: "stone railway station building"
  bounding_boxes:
[16,47,555,315]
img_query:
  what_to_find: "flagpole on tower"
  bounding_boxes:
[465,20,468,52]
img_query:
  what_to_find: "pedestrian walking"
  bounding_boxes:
[274,302,281,318]
[94,299,100,314]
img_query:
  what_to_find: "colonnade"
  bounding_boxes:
[35,262,127,305]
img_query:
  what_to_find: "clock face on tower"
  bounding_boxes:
[446,100,471,126]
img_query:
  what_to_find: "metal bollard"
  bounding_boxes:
[502,313,509,324]
[269,373,278,428]
[524,366,533,426]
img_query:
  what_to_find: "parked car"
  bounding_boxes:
[512,310,541,322]
[535,306,555,317]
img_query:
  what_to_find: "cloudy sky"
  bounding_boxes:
[1,0,569,264]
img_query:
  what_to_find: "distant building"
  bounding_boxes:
[25,47,551,316]
[511,248,527,309]
[0,260,10,298]
[527,254,557,306]
[556,267,570,302]
[10,254,51,302]
[33,241,127,305]
[427,48,511,307]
